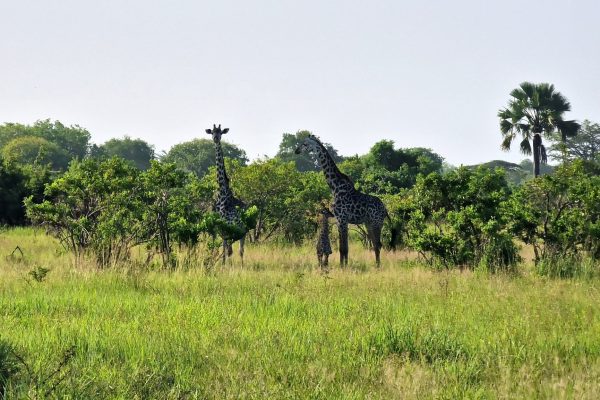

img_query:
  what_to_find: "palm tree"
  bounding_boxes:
[498,82,580,177]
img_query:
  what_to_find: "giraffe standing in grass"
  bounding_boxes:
[206,124,247,264]
[316,207,334,270]
[296,135,397,266]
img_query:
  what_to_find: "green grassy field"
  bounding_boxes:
[1,228,599,399]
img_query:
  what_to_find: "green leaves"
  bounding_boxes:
[504,161,600,270]
[395,167,518,271]
[276,130,343,172]
[519,138,532,155]
[92,136,155,170]
[162,138,248,178]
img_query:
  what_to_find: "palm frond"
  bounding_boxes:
[519,82,536,99]
[519,138,532,155]
[501,134,514,151]
[556,119,581,141]
[497,108,512,120]
[517,123,531,136]
[499,119,513,134]
[548,91,571,113]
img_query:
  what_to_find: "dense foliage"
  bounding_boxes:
[387,167,520,271]
[338,141,444,195]
[504,161,600,277]
[0,119,91,168]
[91,136,155,170]
[549,119,600,168]
[276,130,343,172]
[0,115,595,275]
[25,158,145,266]
[162,138,248,177]
[201,158,330,243]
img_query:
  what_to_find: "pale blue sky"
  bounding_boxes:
[1,0,598,165]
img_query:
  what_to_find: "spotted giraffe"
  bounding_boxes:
[205,124,247,264]
[296,134,396,266]
[316,207,334,270]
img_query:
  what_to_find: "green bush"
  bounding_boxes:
[396,167,519,271]
[504,161,600,272]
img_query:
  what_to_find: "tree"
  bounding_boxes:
[0,161,27,225]
[338,141,444,194]
[504,161,600,275]
[0,151,53,226]
[406,147,444,176]
[403,167,519,271]
[162,138,247,177]
[1,136,69,170]
[201,158,330,243]
[366,141,443,175]
[276,130,343,172]
[25,157,145,266]
[93,136,155,170]
[549,120,600,164]
[498,82,580,177]
[139,161,210,267]
[0,119,90,162]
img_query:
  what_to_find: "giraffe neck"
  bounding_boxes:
[214,139,232,198]
[313,141,354,196]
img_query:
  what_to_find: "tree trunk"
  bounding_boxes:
[532,134,542,177]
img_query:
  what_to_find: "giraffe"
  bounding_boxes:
[205,124,247,264]
[316,207,334,270]
[296,134,397,266]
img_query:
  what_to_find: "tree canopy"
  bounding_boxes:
[338,141,444,194]
[92,136,155,170]
[276,130,343,172]
[162,138,248,177]
[0,120,88,157]
[1,136,69,170]
[549,120,600,164]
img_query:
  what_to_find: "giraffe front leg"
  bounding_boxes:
[338,222,349,267]
[239,236,245,267]
[222,239,228,264]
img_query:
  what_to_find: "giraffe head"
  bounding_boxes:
[205,124,229,143]
[294,134,320,155]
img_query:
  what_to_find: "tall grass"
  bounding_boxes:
[1,228,600,398]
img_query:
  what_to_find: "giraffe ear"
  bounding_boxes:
[222,128,229,134]
[205,129,212,134]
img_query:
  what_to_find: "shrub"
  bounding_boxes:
[25,157,143,266]
[398,167,519,271]
[504,161,600,270]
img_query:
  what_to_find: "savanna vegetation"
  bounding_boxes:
[1,82,600,398]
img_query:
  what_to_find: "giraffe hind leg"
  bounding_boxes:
[338,222,349,267]
[367,224,383,267]
[222,239,228,264]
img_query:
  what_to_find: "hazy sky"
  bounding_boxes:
[1,0,599,165]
